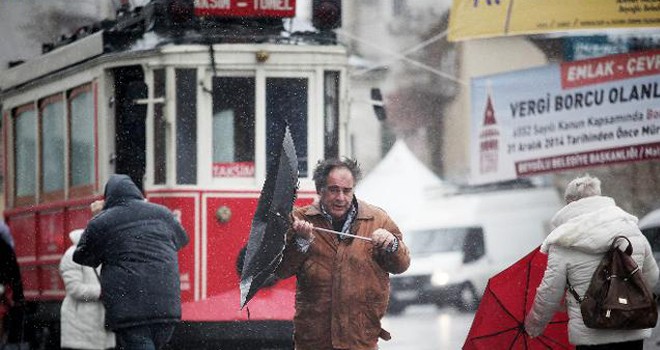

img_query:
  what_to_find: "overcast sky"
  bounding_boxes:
[0,0,114,72]
[0,1,42,70]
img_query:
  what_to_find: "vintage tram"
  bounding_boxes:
[0,0,349,348]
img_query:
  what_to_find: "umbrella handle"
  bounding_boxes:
[313,227,373,242]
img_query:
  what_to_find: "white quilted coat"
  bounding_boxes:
[525,196,659,346]
[60,229,116,349]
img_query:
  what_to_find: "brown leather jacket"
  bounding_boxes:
[275,199,410,350]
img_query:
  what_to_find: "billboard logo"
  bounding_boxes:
[479,93,500,174]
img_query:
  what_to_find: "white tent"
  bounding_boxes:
[355,140,449,225]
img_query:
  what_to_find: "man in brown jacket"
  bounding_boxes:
[275,158,411,350]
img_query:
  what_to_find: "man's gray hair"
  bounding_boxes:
[564,174,602,203]
[312,158,362,193]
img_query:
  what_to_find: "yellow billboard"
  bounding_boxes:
[448,0,660,42]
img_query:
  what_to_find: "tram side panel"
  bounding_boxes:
[9,214,38,299]
[147,194,197,303]
[143,193,309,348]
[205,195,259,305]
[147,193,309,322]
[6,201,97,348]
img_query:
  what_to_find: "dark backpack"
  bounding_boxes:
[567,235,658,330]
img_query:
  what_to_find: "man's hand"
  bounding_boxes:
[292,218,314,241]
[371,228,396,252]
[90,200,105,216]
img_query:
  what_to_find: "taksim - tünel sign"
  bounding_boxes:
[194,0,296,18]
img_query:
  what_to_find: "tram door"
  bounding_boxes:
[113,66,147,192]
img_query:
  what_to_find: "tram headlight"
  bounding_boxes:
[312,0,342,31]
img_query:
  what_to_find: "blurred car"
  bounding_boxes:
[388,187,562,315]
[389,226,487,314]
[639,208,660,296]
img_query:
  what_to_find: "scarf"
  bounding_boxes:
[321,197,358,240]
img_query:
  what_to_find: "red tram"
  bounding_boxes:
[0,0,348,348]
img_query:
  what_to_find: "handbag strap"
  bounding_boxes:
[613,235,633,256]
[566,279,584,303]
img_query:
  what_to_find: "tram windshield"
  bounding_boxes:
[210,75,311,179]
[266,77,308,177]
[212,76,256,178]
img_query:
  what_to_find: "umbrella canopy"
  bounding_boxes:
[240,126,298,309]
[463,247,574,350]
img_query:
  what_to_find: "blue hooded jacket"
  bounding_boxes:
[73,174,189,330]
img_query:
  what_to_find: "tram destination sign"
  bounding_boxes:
[194,0,296,18]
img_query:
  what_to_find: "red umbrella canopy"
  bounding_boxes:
[463,247,574,350]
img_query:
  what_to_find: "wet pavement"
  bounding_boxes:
[380,304,660,349]
[647,321,660,349]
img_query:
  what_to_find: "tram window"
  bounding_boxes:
[13,105,37,204]
[324,71,340,159]
[176,69,197,184]
[211,77,256,178]
[266,78,308,177]
[69,85,95,195]
[40,95,65,200]
[153,69,167,185]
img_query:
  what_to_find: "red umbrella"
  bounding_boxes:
[463,247,574,350]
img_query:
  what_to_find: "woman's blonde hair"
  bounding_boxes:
[564,174,601,203]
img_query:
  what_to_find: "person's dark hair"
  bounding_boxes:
[312,158,362,193]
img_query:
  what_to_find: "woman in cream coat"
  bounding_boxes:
[60,229,115,350]
[525,175,659,349]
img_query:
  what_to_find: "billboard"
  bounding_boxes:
[470,50,660,184]
[448,0,660,42]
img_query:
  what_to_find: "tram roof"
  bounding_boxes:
[0,28,345,95]
[1,0,343,94]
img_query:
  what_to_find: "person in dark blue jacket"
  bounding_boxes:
[74,174,189,350]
